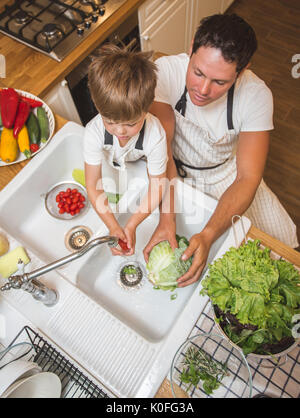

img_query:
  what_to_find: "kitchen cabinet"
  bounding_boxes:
[222,0,235,12]
[138,0,191,54]
[41,80,82,125]
[138,0,234,56]
[189,0,224,46]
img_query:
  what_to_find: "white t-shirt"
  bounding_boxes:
[155,53,274,139]
[83,112,167,176]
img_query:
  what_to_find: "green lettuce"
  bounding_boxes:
[200,240,300,354]
[146,235,192,290]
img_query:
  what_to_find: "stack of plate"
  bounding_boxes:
[0,360,61,398]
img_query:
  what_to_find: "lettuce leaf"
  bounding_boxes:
[146,236,193,290]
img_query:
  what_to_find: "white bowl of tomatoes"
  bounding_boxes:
[45,181,88,220]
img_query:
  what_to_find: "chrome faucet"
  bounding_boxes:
[0,236,118,307]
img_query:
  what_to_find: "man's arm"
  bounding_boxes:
[143,101,178,261]
[177,130,270,287]
[126,172,167,229]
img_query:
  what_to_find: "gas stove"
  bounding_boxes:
[0,0,128,61]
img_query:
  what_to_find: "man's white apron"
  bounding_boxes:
[172,88,298,247]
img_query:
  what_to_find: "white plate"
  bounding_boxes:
[0,360,41,396]
[1,371,62,398]
[0,89,55,166]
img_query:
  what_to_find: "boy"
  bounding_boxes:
[84,44,168,256]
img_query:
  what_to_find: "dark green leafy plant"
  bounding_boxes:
[179,346,228,395]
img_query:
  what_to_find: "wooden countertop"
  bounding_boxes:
[1,115,299,398]
[0,0,143,97]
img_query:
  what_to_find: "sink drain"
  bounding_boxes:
[65,226,92,251]
[118,261,144,290]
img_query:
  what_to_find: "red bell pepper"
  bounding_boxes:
[21,96,43,108]
[13,99,31,138]
[0,88,20,128]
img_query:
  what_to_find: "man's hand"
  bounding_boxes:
[177,232,212,287]
[143,216,177,263]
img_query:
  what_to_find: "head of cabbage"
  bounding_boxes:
[146,235,192,291]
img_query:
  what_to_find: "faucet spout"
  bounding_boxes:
[26,235,118,281]
[0,235,118,306]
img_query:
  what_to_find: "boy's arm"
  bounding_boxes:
[84,163,126,241]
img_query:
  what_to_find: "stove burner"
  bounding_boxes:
[41,23,63,40]
[0,0,128,61]
[14,10,31,25]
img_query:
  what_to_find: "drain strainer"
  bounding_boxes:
[118,261,144,290]
[65,226,92,251]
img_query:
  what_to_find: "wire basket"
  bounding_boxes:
[0,326,110,398]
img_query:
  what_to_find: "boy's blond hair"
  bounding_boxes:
[88,44,157,122]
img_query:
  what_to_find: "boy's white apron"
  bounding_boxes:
[102,122,146,171]
[172,90,298,248]
[102,144,145,170]
[100,123,147,195]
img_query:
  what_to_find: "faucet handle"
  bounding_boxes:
[1,273,29,291]
[1,282,14,291]
[1,276,22,290]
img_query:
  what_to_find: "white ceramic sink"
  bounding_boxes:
[0,122,251,397]
[0,123,99,264]
[76,185,229,342]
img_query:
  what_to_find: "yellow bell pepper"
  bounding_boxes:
[0,127,19,163]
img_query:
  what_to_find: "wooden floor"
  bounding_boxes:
[227,0,300,247]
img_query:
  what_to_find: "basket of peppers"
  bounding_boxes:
[0,87,55,165]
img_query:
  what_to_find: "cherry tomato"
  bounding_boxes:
[56,188,86,216]
[30,143,39,153]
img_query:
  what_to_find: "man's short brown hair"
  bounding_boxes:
[88,44,157,122]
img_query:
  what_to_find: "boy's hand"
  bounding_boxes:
[123,224,136,256]
[109,225,129,256]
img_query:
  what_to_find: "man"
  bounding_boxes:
[144,14,298,287]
